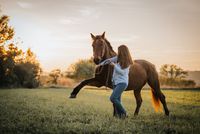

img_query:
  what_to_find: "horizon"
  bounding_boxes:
[0,0,200,72]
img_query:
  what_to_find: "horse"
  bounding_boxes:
[69,32,169,116]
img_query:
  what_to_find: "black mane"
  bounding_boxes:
[104,38,117,56]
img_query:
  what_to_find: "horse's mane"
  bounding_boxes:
[94,35,117,57]
[104,38,117,56]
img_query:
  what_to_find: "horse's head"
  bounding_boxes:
[90,32,108,64]
[90,32,117,65]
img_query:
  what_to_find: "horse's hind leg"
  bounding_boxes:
[134,89,142,116]
[159,93,169,116]
[148,78,170,116]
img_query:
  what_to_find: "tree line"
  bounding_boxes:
[48,59,196,88]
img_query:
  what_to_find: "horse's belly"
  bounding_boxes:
[125,64,148,91]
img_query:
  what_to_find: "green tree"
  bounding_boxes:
[0,15,21,87]
[67,58,95,80]
[0,44,23,87]
[160,64,188,79]
[49,69,61,85]
[0,15,41,88]
[14,48,42,88]
[0,15,14,43]
[160,64,195,87]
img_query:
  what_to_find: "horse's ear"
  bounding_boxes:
[90,33,95,40]
[101,32,105,39]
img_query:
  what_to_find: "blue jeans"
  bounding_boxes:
[110,83,127,116]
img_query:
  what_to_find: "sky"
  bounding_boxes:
[0,0,200,71]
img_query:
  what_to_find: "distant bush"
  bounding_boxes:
[14,62,41,88]
[40,73,75,88]
[66,58,95,80]
[159,77,196,88]
[159,64,196,87]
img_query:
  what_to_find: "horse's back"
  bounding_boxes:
[126,59,156,91]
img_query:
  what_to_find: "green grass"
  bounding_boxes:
[0,88,200,134]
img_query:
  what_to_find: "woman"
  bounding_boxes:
[98,45,133,118]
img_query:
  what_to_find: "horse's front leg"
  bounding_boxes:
[69,78,100,98]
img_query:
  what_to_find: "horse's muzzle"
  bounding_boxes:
[93,58,101,65]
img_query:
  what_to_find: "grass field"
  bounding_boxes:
[0,88,200,134]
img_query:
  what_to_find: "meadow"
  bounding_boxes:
[0,88,200,134]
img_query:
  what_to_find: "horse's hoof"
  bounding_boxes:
[69,94,76,99]
[165,111,170,116]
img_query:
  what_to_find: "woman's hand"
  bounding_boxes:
[96,64,101,68]
[105,59,111,64]
[110,62,115,66]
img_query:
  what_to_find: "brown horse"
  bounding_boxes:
[70,32,169,116]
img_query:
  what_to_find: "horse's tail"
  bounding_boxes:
[151,88,162,112]
[145,61,162,112]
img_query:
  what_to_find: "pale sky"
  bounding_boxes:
[0,0,200,71]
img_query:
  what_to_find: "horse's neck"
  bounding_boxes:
[103,45,117,60]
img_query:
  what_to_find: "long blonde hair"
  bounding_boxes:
[117,45,133,69]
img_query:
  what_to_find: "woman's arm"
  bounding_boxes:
[98,56,117,66]
[114,65,129,75]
